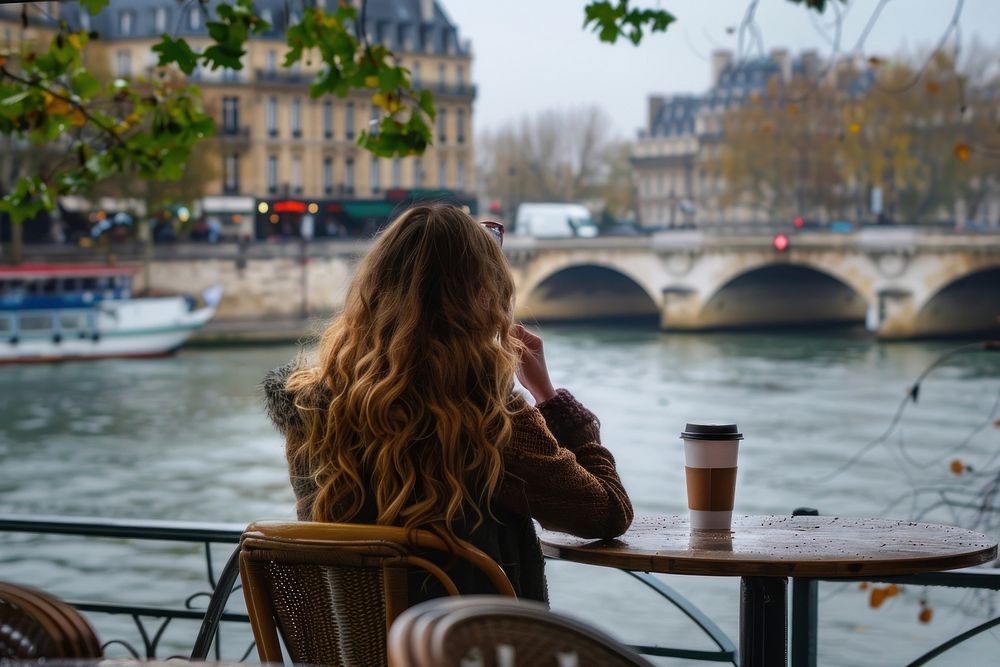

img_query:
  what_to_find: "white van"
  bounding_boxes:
[514,203,599,238]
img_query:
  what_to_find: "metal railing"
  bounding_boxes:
[0,514,249,661]
[1,512,997,665]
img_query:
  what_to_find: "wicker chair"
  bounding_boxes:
[388,595,654,667]
[239,521,516,667]
[0,582,102,659]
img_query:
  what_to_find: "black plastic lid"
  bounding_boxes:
[681,423,743,441]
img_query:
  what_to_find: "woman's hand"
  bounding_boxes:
[513,325,557,404]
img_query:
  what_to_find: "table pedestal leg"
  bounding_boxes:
[739,576,787,667]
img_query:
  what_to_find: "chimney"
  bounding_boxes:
[800,49,819,76]
[770,48,791,82]
[711,50,733,87]
[420,0,434,23]
[648,95,666,133]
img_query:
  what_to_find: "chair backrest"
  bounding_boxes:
[388,595,654,667]
[0,582,102,660]
[239,521,516,667]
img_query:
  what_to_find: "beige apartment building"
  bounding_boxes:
[2,0,476,238]
[632,50,816,229]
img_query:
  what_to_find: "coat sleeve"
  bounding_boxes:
[261,362,318,520]
[498,390,633,539]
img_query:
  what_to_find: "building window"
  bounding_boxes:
[323,99,333,139]
[392,158,402,188]
[345,102,355,139]
[413,159,423,187]
[369,105,380,135]
[154,7,167,33]
[456,64,465,85]
[437,108,447,143]
[291,98,302,138]
[266,49,276,74]
[456,108,465,143]
[370,158,380,193]
[261,8,273,26]
[266,97,278,137]
[188,7,201,30]
[345,158,355,192]
[323,157,333,194]
[438,63,445,86]
[119,10,133,36]
[291,156,302,193]
[224,154,239,193]
[115,50,131,77]
[457,158,465,190]
[413,62,421,87]
[437,158,446,188]
[222,97,239,132]
[267,155,278,193]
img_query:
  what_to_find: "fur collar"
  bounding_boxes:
[261,361,305,436]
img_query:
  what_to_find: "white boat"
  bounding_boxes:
[0,264,221,363]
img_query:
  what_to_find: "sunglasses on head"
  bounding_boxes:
[480,221,505,246]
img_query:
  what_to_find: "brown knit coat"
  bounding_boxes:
[261,363,633,603]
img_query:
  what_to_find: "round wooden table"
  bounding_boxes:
[539,514,997,667]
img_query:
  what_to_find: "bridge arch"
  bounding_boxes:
[695,261,870,330]
[515,260,661,323]
[912,266,1000,337]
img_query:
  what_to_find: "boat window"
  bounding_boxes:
[60,314,86,330]
[81,278,97,290]
[27,280,42,295]
[0,317,10,333]
[20,315,53,332]
[62,278,79,292]
[42,279,58,295]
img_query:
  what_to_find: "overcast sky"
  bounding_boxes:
[442,0,999,139]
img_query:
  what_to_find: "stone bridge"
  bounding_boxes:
[115,227,1000,339]
[504,228,1000,339]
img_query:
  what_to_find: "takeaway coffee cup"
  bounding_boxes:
[681,423,743,531]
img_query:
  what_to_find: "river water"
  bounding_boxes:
[2,325,1000,665]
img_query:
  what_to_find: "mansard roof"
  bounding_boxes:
[56,0,468,55]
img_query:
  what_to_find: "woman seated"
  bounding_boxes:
[263,203,632,603]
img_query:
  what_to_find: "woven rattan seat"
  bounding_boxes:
[388,595,654,667]
[0,582,102,659]
[239,521,516,667]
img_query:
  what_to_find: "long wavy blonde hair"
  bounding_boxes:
[286,203,523,534]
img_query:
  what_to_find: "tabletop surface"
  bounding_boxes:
[539,514,998,578]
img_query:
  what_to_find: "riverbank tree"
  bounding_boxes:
[717,47,1000,224]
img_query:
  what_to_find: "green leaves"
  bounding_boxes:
[583,0,840,48]
[153,36,199,75]
[583,1,676,45]
[78,0,109,16]
[786,0,846,12]
[281,4,433,157]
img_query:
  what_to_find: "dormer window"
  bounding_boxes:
[119,10,133,36]
[154,7,167,33]
[188,8,201,30]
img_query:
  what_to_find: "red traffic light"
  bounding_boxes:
[793,216,805,229]
[773,233,790,251]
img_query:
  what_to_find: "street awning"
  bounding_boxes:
[342,202,397,219]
